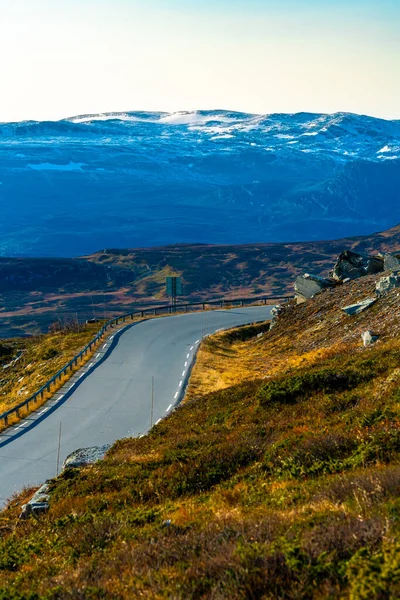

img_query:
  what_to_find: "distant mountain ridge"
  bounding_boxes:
[0,110,399,257]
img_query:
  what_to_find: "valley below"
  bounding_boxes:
[1,223,400,338]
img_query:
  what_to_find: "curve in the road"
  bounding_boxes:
[0,306,273,506]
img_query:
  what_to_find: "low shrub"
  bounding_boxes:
[221,322,270,344]
[258,367,373,407]
[263,433,357,479]
[41,347,60,360]
[347,541,400,599]
[0,344,13,361]
[263,424,400,480]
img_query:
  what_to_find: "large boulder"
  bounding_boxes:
[62,445,111,470]
[384,253,400,272]
[294,273,336,302]
[332,250,384,282]
[376,274,400,296]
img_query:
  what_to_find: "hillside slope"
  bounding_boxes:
[1,223,400,337]
[2,273,400,598]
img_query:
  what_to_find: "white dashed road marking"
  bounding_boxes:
[16,422,29,430]
[166,404,173,412]
[179,381,183,388]
[174,392,179,399]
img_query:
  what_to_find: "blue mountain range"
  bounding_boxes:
[1,110,399,257]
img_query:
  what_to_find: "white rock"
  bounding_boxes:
[361,331,378,346]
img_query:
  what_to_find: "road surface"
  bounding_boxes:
[0,307,273,506]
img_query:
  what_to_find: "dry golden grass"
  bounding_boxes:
[187,328,354,404]
[0,324,106,430]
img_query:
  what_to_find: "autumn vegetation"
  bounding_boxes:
[1,273,400,598]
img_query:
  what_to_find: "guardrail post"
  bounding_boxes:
[4,415,8,427]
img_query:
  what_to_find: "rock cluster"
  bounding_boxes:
[295,249,400,304]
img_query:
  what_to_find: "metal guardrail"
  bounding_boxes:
[0,294,291,428]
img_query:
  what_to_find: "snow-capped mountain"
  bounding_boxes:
[0,110,399,257]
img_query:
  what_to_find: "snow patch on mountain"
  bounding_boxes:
[28,161,86,171]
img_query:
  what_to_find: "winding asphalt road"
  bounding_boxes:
[0,307,273,506]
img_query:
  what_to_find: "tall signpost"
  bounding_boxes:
[166,276,182,309]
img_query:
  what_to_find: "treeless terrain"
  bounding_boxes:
[2,271,400,598]
[1,224,400,337]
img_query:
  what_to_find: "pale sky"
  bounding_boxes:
[0,0,399,122]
